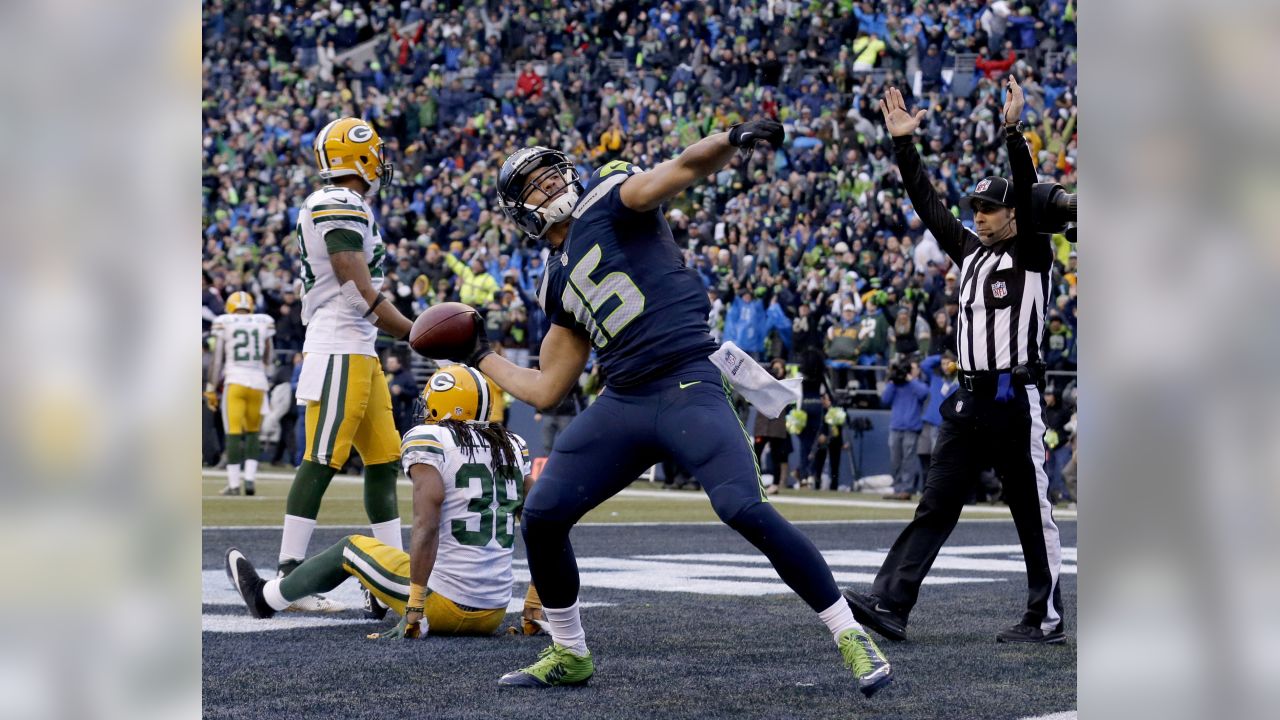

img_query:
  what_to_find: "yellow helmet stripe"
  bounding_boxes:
[464,366,489,421]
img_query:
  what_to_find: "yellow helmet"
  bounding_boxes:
[224,291,254,314]
[313,117,393,194]
[420,364,501,423]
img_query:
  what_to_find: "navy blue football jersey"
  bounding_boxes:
[538,160,718,388]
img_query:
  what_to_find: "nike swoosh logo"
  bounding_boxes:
[678,381,701,389]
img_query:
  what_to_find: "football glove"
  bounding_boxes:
[728,119,785,152]
[368,611,427,640]
[203,388,219,411]
[448,314,494,368]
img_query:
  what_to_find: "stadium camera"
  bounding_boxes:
[1031,182,1077,241]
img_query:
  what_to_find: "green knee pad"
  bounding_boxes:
[363,462,400,524]
[285,461,338,519]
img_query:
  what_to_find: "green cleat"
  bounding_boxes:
[838,628,894,698]
[498,643,594,688]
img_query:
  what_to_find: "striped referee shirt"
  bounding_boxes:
[892,128,1054,372]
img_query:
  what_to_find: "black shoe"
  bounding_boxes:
[244,480,255,496]
[996,621,1067,645]
[226,548,275,619]
[842,590,908,642]
[362,586,388,620]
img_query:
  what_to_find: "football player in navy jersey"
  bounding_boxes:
[448,122,893,697]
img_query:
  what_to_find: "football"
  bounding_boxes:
[409,302,480,360]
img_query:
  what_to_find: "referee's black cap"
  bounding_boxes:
[961,176,1015,210]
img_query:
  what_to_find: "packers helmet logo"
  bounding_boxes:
[429,373,457,392]
[348,124,373,143]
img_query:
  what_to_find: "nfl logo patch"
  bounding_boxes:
[991,280,1007,298]
[975,178,992,193]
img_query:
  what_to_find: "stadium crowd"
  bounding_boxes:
[202,0,1077,496]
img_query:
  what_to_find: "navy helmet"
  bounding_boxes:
[497,146,583,239]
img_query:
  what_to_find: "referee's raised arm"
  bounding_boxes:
[1001,75,1054,272]
[879,86,971,266]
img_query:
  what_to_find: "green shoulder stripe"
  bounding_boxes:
[312,203,364,213]
[314,214,370,226]
[324,228,364,254]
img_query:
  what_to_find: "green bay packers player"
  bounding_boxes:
[278,117,415,611]
[227,365,545,638]
[206,291,275,496]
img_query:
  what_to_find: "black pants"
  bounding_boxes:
[813,437,844,490]
[870,384,1065,630]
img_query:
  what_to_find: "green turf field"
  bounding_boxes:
[202,467,1074,526]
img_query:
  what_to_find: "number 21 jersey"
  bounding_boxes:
[211,313,275,391]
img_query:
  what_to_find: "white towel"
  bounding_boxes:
[708,341,802,419]
[295,352,331,404]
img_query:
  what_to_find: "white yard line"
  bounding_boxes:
[1020,713,1076,720]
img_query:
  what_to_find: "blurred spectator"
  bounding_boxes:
[384,352,419,436]
[1043,312,1076,371]
[202,0,1077,432]
[918,351,960,477]
[445,251,499,307]
[880,361,929,500]
[534,381,584,455]
[812,400,849,491]
[756,358,794,495]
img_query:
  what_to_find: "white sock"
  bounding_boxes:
[226,464,242,489]
[262,578,292,611]
[370,518,403,551]
[244,458,259,482]
[279,515,317,565]
[543,600,588,656]
[818,597,862,641]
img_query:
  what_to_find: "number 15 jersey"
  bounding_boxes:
[400,424,533,610]
[538,161,719,388]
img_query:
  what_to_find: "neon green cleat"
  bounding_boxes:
[838,628,894,698]
[498,643,594,688]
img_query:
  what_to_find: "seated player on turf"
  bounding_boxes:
[226,364,545,638]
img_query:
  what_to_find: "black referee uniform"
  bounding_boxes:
[844,123,1065,643]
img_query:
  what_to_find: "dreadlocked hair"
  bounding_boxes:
[436,419,520,469]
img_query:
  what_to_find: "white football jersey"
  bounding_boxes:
[400,424,533,610]
[296,185,387,356]
[212,313,275,391]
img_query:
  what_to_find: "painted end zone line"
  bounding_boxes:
[203,470,1077,520]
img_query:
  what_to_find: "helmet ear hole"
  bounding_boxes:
[430,408,437,418]
[360,155,368,164]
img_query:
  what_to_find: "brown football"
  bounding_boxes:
[408,302,479,360]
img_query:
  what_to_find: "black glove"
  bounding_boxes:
[456,313,494,368]
[728,119,785,151]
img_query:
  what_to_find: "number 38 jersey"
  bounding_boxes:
[211,313,275,391]
[539,161,719,388]
[399,424,533,610]
[295,185,387,356]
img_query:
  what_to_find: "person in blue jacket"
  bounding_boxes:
[918,351,960,477]
[880,360,929,500]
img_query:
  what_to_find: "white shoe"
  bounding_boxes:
[288,593,346,613]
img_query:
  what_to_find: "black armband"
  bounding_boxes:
[362,293,386,319]
[1004,122,1024,137]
